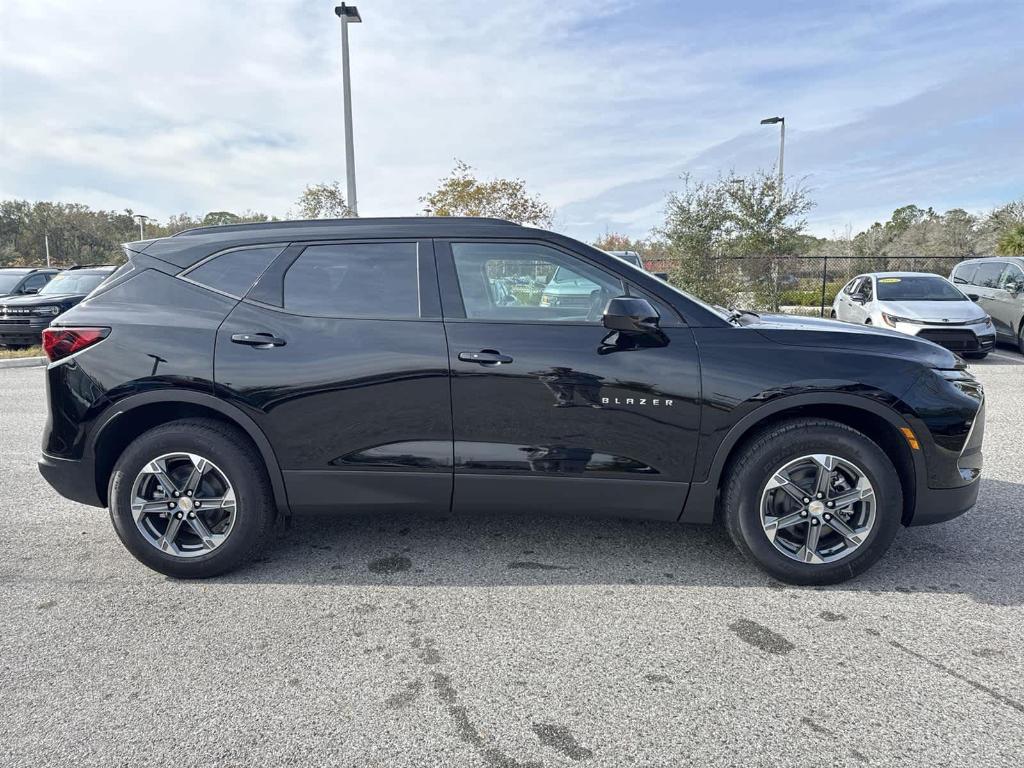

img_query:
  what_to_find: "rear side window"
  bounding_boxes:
[283,242,419,318]
[973,262,1006,288]
[186,246,283,297]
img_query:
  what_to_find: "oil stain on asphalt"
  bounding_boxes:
[728,618,795,655]
[368,555,412,574]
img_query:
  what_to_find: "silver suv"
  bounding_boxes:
[951,257,1024,354]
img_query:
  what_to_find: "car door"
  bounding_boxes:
[991,262,1023,341]
[835,277,862,322]
[845,276,873,323]
[970,262,1010,338]
[437,239,702,521]
[215,239,453,514]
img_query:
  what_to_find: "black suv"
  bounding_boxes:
[37,218,984,584]
[0,265,115,347]
[0,267,58,301]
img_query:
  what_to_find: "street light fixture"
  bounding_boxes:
[133,214,151,240]
[335,4,362,216]
[760,116,785,202]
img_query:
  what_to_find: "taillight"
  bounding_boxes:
[41,327,110,362]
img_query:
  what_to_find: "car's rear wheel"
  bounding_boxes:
[1018,323,1024,355]
[829,309,837,319]
[108,419,274,578]
[722,418,902,585]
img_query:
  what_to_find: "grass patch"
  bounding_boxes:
[0,345,43,359]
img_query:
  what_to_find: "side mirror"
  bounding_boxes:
[603,296,660,336]
[1006,281,1023,295]
[967,293,980,302]
[850,295,866,304]
[23,287,40,295]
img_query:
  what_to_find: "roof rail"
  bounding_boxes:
[171,216,519,237]
[65,264,117,270]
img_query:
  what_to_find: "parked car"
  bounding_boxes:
[38,218,983,586]
[951,257,1024,354]
[605,250,644,269]
[0,265,116,347]
[0,267,58,301]
[831,272,995,358]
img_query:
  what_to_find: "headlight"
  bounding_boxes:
[881,312,914,327]
[539,295,552,306]
[979,315,993,326]
[34,306,62,316]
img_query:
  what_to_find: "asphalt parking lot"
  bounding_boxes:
[1,352,1022,768]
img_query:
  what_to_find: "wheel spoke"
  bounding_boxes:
[763,510,806,541]
[181,455,208,495]
[825,516,865,547]
[131,499,171,522]
[830,480,874,511]
[158,515,184,553]
[798,522,823,563]
[767,472,812,504]
[811,454,835,496]
[146,458,180,498]
[186,515,220,550]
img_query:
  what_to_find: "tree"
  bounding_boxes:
[659,171,814,310]
[591,232,644,252]
[420,160,553,226]
[997,224,1024,256]
[294,182,351,219]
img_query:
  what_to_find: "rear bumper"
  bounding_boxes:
[909,475,980,526]
[38,452,103,508]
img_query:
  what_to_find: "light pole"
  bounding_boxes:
[335,4,361,216]
[760,116,785,201]
[133,214,150,239]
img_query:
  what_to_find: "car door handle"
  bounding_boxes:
[231,332,286,348]
[458,350,513,365]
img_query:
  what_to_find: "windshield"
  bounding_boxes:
[40,272,108,296]
[876,276,966,302]
[0,275,24,293]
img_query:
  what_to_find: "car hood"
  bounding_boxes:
[0,292,80,306]
[749,313,960,369]
[875,299,985,323]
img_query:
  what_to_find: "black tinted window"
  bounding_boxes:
[187,246,282,297]
[284,242,419,318]
[973,262,1006,288]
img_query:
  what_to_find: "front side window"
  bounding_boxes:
[844,277,863,295]
[283,242,420,318]
[451,242,623,322]
[23,274,49,292]
[186,246,282,297]
[973,262,1007,289]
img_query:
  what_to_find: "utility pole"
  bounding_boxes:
[45,234,51,267]
[335,4,362,216]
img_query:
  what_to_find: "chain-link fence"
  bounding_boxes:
[644,254,972,316]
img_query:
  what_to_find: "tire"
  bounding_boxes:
[722,418,902,585]
[108,418,275,578]
[829,310,837,319]
[1018,323,1024,356]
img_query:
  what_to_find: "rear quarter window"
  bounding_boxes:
[185,246,284,298]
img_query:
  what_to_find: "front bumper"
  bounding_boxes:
[0,317,50,345]
[38,452,103,508]
[889,319,996,354]
[910,475,980,526]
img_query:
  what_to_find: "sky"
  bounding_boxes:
[1,0,1022,241]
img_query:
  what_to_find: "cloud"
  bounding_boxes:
[1,0,1021,240]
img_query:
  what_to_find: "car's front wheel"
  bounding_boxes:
[722,418,902,585]
[108,419,275,578]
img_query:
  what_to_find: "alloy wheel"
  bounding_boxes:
[130,452,237,558]
[760,454,876,564]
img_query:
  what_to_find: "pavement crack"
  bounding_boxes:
[888,639,1024,715]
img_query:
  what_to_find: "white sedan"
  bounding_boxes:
[831,272,996,359]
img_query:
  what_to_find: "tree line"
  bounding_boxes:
[2,161,1021,311]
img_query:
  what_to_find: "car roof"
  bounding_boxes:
[958,256,1024,267]
[0,267,57,274]
[131,217,536,269]
[863,271,951,279]
[58,265,117,274]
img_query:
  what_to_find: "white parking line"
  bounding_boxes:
[989,351,1023,364]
